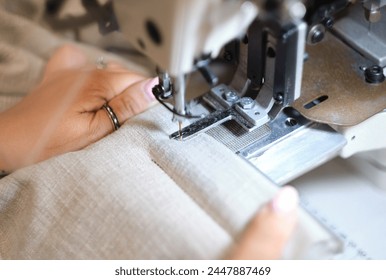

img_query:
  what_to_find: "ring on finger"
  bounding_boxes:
[102,103,120,131]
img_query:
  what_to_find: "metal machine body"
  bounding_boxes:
[114,0,257,121]
[109,0,386,185]
[38,0,386,259]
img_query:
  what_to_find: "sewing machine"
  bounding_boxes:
[111,0,386,189]
[44,0,385,259]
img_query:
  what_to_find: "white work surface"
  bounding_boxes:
[292,157,386,259]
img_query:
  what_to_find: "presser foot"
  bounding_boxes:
[170,84,271,140]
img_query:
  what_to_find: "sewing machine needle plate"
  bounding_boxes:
[292,32,386,126]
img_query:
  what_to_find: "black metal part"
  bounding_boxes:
[247,20,265,88]
[44,6,95,30]
[81,0,119,34]
[152,86,202,120]
[152,84,170,99]
[274,92,284,103]
[304,0,350,26]
[274,22,302,106]
[196,58,219,86]
[44,0,119,33]
[322,17,335,28]
[198,65,219,86]
[365,65,385,84]
[223,39,241,64]
[247,15,303,106]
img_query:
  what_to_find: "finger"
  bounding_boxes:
[93,71,149,101]
[89,77,158,138]
[104,61,129,72]
[230,186,299,260]
[72,70,151,111]
[44,44,87,78]
[106,77,158,123]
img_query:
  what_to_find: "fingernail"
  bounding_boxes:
[143,77,158,101]
[271,186,299,214]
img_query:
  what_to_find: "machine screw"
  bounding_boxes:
[285,117,298,127]
[322,17,334,28]
[224,91,239,102]
[238,97,255,109]
[311,30,324,43]
[308,24,325,45]
[365,65,385,84]
[274,92,284,104]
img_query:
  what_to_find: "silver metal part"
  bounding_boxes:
[238,109,347,184]
[199,106,347,184]
[235,98,270,126]
[365,7,382,22]
[293,22,307,101]
[334,1,386,66]
[169,84,272,140]
[211,84,270,127]
[239,108,310,159]
[307,24,326,45]
[210,84,239,108]
[224,91,239,103]
[172,74,186,122]
[363,0,386,22]
[159,72,172,94]
[206,121,271,153]
[248,124,346,184]
[238,97,254,109]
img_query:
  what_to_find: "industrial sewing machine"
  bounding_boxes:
[43,0,386,259]
[43,0,386,185]
[109,0,386,187]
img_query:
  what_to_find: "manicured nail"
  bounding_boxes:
[144,77,158,101]
[271,186,299,214]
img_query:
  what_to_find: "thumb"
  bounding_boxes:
[106,77,158,125]
[230,186,299,260]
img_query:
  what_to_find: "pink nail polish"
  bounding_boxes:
[271,186,299,213]
[144,77,158,101]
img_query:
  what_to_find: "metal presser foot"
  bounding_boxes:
[170,84,270,141]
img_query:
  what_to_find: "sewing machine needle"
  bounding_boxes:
[178,121,182,140]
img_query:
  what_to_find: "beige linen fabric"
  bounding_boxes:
[0,105,340,259]
[0,2,341,259]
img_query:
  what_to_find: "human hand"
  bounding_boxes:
[0,45,157,172]
[230,186,299,259]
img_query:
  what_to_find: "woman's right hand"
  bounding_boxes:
[0,45,157,173]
